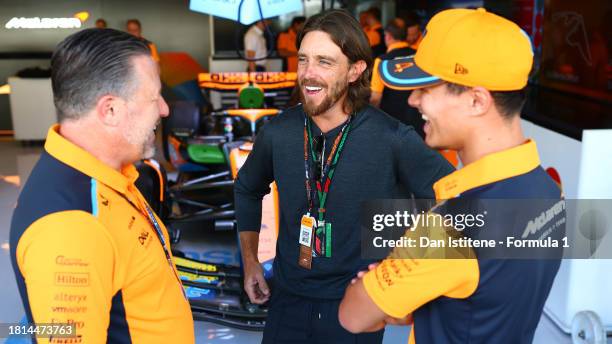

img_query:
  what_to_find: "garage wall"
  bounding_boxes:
[0,0,212,131]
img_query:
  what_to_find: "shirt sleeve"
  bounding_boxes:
[370,58,384,93]
[363,258,479,318]
[366,28,380,47]
[277,32,288,51]
[393,124,455,198]
[244,31,257,52]
[16,211,117,343]
[234,123,275,232]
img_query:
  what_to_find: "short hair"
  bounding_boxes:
[403,11,421,28]
[445,82,527,118]
[95,18,107,27]
[297,10,373,114]
[385,20,406,41]
[368,7,382,22]
[126,19,141,28]
[51,28,151,122]
[291,16,306,27]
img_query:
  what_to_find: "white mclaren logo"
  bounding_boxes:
[5,12,89,29]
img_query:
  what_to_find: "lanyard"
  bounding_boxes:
[126,189,188,299]
[303,115,352,223]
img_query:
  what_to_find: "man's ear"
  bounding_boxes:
[348,60,367,83]
[96,95,124,126]
[468,87,494,117]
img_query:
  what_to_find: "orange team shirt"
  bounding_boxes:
[11,125,194,343]
[277,29,298,72]
[365,23,383,47]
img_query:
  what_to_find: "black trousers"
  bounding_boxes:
[262,288,385,344]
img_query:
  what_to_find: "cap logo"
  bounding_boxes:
[394,62,414,73]
[454,63,469,75]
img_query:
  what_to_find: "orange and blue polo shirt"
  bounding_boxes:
[10,125,194,343]
[363,140,563,343]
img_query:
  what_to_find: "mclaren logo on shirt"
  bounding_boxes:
[521,200,566,238]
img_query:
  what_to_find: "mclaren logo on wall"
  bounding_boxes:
[5,11,89,29]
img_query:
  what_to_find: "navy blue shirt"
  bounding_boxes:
[234,104,454,299]
[413,167,564,343]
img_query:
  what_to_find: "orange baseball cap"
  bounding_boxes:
[379,8,533,91]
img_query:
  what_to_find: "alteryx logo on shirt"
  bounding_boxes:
[5,11,89,29]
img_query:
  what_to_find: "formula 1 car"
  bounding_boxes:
[136,71,295,330]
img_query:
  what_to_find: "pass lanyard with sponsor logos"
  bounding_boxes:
[300,114,352,263]
[129,191,187,299]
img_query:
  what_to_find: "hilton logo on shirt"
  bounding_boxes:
[55,272,89,287]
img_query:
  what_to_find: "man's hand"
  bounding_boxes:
[239,231,269,303]
[243,261,270,304]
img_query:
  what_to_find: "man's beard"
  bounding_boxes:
[123,118,158,160]
[299,77,349,117]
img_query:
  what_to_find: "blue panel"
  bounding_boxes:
[189,0,302,25]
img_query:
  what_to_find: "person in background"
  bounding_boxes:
[359,10,369,29]
[370,20,425,138]
[245,20,269,72]
[364,7,386,57]
[404,11,423,50]
[277,16,306,73]
[393,16,405,29]
[95,18,107,29]
[126,18,160,63]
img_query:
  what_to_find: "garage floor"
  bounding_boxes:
[0,140,607,343]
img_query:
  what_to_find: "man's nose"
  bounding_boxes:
[408,89,421,108]
[159,96,169,117]
[299,61,318,81]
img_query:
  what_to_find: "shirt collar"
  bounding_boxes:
[44,124,139,196]
[387,41,409,52]
[433,140,541,200]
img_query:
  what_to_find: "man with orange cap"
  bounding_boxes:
[339,8,564,343]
